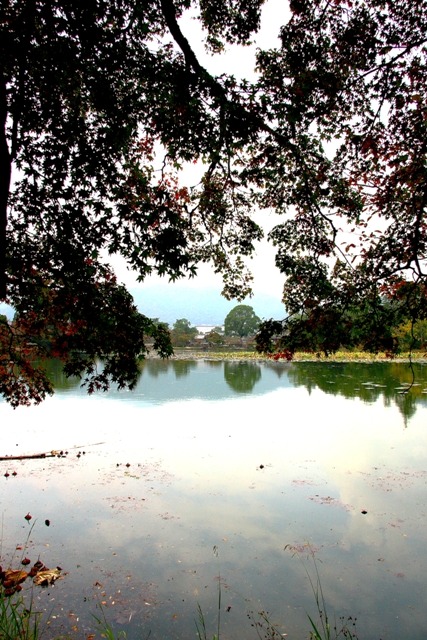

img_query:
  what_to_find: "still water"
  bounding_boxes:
[1,359,427,639]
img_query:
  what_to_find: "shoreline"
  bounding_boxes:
[148,349,427,364]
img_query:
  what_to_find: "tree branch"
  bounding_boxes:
[159,0,348,267]
[0,74,11,300]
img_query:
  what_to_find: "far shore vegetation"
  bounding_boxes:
[161,303,427,364]
[167,348,427,364]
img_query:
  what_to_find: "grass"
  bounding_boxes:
[0,520,64,640]
[193,544,360,640]
[0,575,361,640]
[195,601,220,640]
[171,348,427,363]
[195,546,221,640]
[0,522,367,640]
[92,606,129,640]
[285,544,359,640]
[0,592,43,640]
[0,529,369,640]
[0,520,41,640]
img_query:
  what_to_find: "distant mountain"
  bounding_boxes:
[0,286,286,327]
[130,284,285,326]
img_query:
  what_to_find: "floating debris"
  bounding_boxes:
[33,568,62,586]
[1,556,64,596]
[1,569,28,589]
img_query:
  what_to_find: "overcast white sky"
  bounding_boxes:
[115,0,290,300]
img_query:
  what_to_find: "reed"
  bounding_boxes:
[285,544,359,640]
[0,533,362,640]
[0,592,42,640]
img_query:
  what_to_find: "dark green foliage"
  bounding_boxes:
[170,318,198,346]
[255,294,410,357]
[0,0,263,405]
[1,0,426,403]
[1,261,173,407]
[224,304,261,337]
[204,329,224,346]
[172,318,198,334]
[253,0,427,354]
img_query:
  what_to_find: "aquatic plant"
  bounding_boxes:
[0,592,43,640]
[195,602,220,640]
[92,607,129,640]
[0,526,363,640]
[195,546,222,640]
[247,608,286,640]
[285,544,359,640]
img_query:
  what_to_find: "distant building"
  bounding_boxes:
[195,325,223,337]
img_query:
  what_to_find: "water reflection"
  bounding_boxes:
[0,360,427,640]
[287,361,427,424]
[43,358,427,423]
[144,358,198,379]
[224,361,262,392]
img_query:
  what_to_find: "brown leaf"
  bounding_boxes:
[2,569,28,588]
[33,568,62,586]
[29,560,47,577]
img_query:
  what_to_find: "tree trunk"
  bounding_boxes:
[0,74,11,301]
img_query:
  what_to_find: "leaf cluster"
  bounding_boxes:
[1,0,427,404]
[224,304,261,337]
[1,0,264,405]
[256,281,427,358]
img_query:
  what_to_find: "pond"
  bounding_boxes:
[1,359,427,639]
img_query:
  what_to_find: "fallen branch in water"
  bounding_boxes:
[0,450,65,461]
[0,442,104,462]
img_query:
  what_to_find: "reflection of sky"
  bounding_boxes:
[1,364,427,639]
[43,359,427,418]
[92,360,293,403]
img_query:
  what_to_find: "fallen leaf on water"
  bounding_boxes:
[24,513,32,521]
[33,568,62,586]
[29,560,47,577]
[2,569,28,588]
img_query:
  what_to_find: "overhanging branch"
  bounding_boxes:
[0,74,11,300]
[159,0,347,268]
